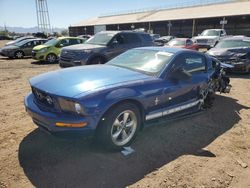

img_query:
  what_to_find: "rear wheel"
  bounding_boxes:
[96,103,141,150]
[46,53,57,63]
[14,51,24,59]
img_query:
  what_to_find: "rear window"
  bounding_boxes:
[122,33,141,43]
[140,34,153,42]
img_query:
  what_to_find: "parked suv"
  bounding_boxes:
[32,37,85,63]
[59,31,154,67]
[192,29,227,52]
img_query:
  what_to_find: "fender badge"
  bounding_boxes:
[155,97,160,105]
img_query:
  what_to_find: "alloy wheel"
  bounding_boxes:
[111,110,137,146]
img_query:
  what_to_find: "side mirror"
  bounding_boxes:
[56,43,64,48]
[169,67,192,81]
[110,41,118,48]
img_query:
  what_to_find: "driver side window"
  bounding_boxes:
[113,34,125,45]
[24,42,32,47]
[59,39,70,47]
[172,54,206,74]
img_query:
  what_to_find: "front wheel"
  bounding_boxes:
[14,51,24,59]
[46,53,57,63]
[96,103,141,150]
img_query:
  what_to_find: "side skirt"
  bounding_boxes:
[144,107,205,128]
[145,99,203,121]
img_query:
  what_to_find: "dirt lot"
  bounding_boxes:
[0,40,250,188]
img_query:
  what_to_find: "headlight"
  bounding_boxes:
[83,49,92,53]
[38,48,47,53]
[207,39,214,43]
[58,98,84,115]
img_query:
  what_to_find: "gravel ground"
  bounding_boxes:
[0,40,250,188]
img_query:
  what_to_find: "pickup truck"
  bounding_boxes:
[192,29,227,52]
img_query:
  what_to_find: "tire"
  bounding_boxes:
[96,103,141,150]
[89,57,104,65]
[14,51,24,59]
[46,53,57,63]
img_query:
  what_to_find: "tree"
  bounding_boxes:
[61,29,69,36]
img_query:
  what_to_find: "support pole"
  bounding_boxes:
[192,19,196,37]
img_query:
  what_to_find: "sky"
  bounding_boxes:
[0,0,232,29]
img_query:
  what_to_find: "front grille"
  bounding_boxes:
[61,50,85,61]
[197,39,208,44]
[32,87,55,108]
[60,56,72,62]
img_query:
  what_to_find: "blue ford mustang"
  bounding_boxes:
[24,47,231,149]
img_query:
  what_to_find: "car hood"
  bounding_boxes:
[1,45,19,50]
[5,41,15,46]
[62,43,106,51]
[194,36,218,40]
[207,47,250,58]
[30,65,151,98]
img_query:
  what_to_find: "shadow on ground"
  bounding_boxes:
[31,60,58,65]
[228,73,250,79]
[18,95,249,188]
[0,56,30,60]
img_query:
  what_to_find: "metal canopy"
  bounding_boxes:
[72,1,250,27]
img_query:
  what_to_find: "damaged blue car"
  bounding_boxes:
[24,47,231,150]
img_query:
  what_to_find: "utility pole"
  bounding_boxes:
[35,0,51,35]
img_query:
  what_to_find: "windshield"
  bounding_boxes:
[44,38,58,46]
[215,39,250,48]
[201,30,220,36]
[167,39,185,46]
[85,33,115,45]
[107,49,173,76]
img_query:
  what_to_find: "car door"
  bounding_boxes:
[55,39,71,55]
[161,52,208,116]
[22,41,34,56]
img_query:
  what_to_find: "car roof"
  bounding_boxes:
[222,36,250,41]
[204,29,224,31]
[22,38,47,42]
[98,30,148,35]
[57,36,83,40]
[135,46,191,54]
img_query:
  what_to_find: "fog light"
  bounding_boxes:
[75,103,83,114]
[56,122,87,127]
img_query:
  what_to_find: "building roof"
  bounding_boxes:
[72,1,250,27]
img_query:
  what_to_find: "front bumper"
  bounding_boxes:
[226,63,249,73]
[32,51,45,61]
[24,93,97,135]
[0,50,13,57]
[59,57,87,68]
[221,61,249,73]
